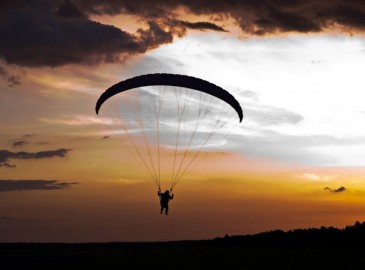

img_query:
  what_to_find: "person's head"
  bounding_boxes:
[164,190,169,194]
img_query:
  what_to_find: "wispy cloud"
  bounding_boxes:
[0,179,78,192]
[21,134,36,138]
[11,134,37,148]
[115,178,145,185]
[41,115,117,125]
[297,173,334,182]
[0,148,71,167]
[244,104,304,127]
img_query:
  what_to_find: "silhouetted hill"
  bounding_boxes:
[1,221,365,269]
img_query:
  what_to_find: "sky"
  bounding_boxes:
[1,0,365,242]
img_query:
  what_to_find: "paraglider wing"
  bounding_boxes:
[95,73,243,122]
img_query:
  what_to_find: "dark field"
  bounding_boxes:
[1,221,365,269]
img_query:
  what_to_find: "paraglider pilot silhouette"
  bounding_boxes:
[158,189,174,215]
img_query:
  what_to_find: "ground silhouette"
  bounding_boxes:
[1,221,365,269]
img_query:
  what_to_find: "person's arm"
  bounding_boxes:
[170,194,174,199]
[158,190,162,196]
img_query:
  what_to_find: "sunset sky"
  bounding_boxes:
[1,0,365,242]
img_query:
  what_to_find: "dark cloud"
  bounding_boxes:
[13,140,26,147]
[0,1,175,68]
[1,0,365,70]
[0,62,21,86]
[0,148,71,167]
[75,0,177,18]
[178,20,228,32]
[137,21,174,51]
[55,0,87,19]
[0,162,16,168]
[251,5,321,35]
[317,4,365,29]
[0,10,142,67]
[0,179,78,192]
[75,0,365,34]
[324,186,346,193]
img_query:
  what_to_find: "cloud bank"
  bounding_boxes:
[1,0,365,70]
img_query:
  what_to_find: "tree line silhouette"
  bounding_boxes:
[1,221,365,269]
[213,220,365,248]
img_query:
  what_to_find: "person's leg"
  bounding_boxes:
[165,205,169,215]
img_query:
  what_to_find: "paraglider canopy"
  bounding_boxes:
[95,73,243,191]
[95,73,243,122]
